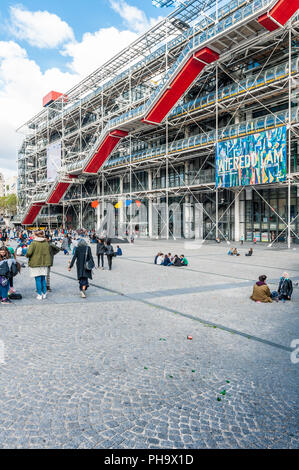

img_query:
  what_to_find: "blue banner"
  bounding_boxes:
[216,126,287,188]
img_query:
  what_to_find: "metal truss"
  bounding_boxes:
[17,0,299,246]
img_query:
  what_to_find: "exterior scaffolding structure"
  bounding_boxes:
[17,0,299,246]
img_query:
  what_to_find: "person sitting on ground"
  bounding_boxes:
[173,255,181,267]
[278,272,293,302]
[154,252,161,264]
[180,255,189,266]
[250,275,273,303]
[162,254,171,266]
[227,248,232,256]
[116,245,123,256]
[232,248,240,256]
[157,253,164,265]
[245,248,253,257]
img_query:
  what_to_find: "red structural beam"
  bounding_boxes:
[47,175,78,204]
[84,129,128,174]
[258,0,299,31]
[22,203,45,226]
[143,47,219,125]
[47,182,72,204]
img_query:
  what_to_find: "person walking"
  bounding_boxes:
[1,228,8,246]
[96,238,105,269]
[26,230,51,300]
[68,239,95,298]
[61,234,69,255]
[105,240,115,271]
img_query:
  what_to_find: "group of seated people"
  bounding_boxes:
[154,252,189,267]
[251,272,293,303]
[228,247,253,257]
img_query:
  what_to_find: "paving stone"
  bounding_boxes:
[0,240,298,448]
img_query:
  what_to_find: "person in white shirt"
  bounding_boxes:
[157,254,164,265]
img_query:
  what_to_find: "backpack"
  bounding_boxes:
[10,262,19,277]
[0,260,9,276]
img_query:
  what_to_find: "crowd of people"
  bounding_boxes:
[0,225,296,305]
[154,252,189,267]
[0,225,126,302]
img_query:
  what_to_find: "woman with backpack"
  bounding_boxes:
[0,246,13,304]
[105,240,115,271]
[2,246,21,296]
[26,230,52,300]
[68,239,95,298]
[0,245,20,303]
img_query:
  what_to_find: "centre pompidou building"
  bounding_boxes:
[17,0,299,245]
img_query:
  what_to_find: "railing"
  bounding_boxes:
[105,107,298,168]
[64,52,297,175]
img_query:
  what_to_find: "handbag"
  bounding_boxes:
[84,247,95,271]
[0,276,9,287]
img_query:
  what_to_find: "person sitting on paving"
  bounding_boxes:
[172,255,180,266]
[116,246,123,256]
[232,248,240,256]
[162,254,171,266]
[157,253,164,265]
[250,275,273,303]
[180,255,189,266]
[245,248,253,257]
[278,272,293,302]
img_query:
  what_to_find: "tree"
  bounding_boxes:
[0,194,18,216]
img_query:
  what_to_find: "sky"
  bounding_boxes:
[0,0,175,179]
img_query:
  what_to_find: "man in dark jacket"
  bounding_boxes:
[69,239,95,298]
[105,240,114,271]
[278,272,293,301]
[1,229,7,246]
[96,238,105,269]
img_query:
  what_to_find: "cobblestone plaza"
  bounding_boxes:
[0,240,298,449]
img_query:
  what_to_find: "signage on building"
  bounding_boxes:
[216,126,287,188]
[47,142,62,182]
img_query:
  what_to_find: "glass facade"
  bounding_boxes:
[245,187,299,243]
